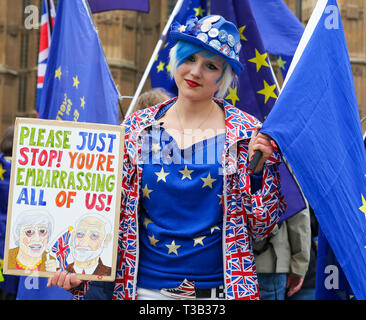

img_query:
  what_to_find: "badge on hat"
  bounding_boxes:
[170,15,244,74]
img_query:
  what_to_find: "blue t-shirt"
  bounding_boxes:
[137,124,226,289]
[136,102,263,290]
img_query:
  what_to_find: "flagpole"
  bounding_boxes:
[125,0,185,118]
[267,56,281,94]
[47,0,54,34]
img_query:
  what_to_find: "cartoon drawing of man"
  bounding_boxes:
[66,214,112,276]
[8,210,57,272]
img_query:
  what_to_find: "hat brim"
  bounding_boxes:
[170,31,244,74]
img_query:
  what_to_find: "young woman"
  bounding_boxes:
[49,15,286,300]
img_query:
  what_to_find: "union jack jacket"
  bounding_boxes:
[72,97,286,300]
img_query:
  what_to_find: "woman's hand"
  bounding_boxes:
[47,271,81,290]
[248,127,276,172]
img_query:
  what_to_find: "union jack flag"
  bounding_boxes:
[51,227,72,270]
[36,0,56,113]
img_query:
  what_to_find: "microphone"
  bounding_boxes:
[247,150,262,175]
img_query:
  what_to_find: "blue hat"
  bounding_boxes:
[170,15,243,74]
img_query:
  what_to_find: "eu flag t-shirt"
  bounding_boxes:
[137,124,225,290]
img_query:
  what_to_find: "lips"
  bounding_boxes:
[185,79,200,88]
[29,244,42,252]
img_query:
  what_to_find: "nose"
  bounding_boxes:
[190,61,203,78]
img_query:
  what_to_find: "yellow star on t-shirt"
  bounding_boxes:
[248,49,269,72]
[217,194,223,205]
[257,80,278,104]
[0,163,6,181]
[359,194,366,218]
[142,184,153,199]
[193,236,206,247]
[155,167,170,183]
[55,66,62,80]
[73,76,80,88]
[148,234,159,247]
[166,240,181,255]
[225,87,239,106]
[157,61,165,73]
[179,165,194,180]
[277,56,287,70]
[201,172,216,189]
[238,25,247,41]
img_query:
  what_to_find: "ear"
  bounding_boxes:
[104,233,112,247]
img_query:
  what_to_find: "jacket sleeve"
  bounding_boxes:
[242,144,287,241]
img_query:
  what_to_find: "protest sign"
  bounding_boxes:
[3,118,124,282]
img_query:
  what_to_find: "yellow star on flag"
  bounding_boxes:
[201,172,216,189]
[55,66,62,80]
[80,96,86,108]
[257,80,278,104]
[143,218,153,228]
[148,234,159,247]
[248,49,269,72]
[238,25,247,41]
[155,167,170,183]
[194,5,205,17]
[225,87,239,106]
[359,194,366,218]
[277,56,287,70]
[0,163,6,181]
[0,260,4,282]
[73,76,80,88]
[157,61,165,72]
[179,165,194,180]
[193,236,206,247]
[166,62,171,73]
[210,225,220,234]
[142,184,153,199]
[166,240,181,255]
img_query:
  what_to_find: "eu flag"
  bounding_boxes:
[315,227,355,300]
[211,0,306,222]
[261,0,366,299]
[249,0,304,79]
[38,0,119,124]
[150,0,207,96]
[0,154,19,297]
[16,276,73,300]
[87,0,149,13]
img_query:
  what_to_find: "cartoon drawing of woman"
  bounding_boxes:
[8,209,57,272]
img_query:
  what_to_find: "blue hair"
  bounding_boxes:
[175,41,216,69]
[169,40,235,98]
